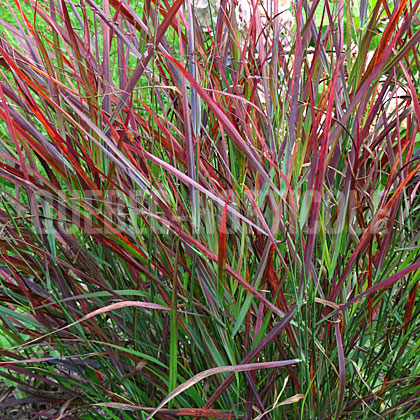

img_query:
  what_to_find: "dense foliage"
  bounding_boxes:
[0,0,420,418]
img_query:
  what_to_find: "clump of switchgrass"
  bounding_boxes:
[0,0,419,419]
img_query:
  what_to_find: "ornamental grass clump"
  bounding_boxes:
[0,0,419,418]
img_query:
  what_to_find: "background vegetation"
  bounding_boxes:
[0,0,419,418]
